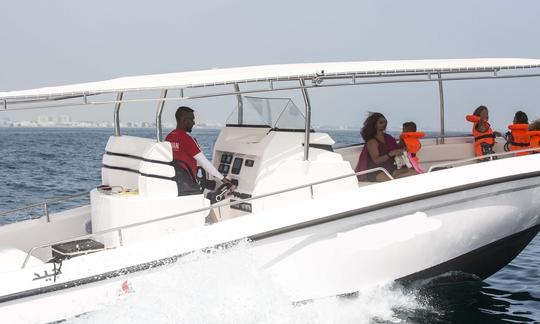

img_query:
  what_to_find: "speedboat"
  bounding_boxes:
[1,58,540,323]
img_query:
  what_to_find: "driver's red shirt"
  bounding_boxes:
[165,129,201,178]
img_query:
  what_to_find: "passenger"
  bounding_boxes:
[507,110,530,156]
[399,121,425,163]
[466,105,502,161]
[529,119,540,153]
[166,106,231,191]
[355,112,417,182]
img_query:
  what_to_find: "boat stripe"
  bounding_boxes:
[102,164,175,181]
[0,251,191,304]
[105,151,173,165]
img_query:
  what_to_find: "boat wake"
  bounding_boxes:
[68,241,428,324]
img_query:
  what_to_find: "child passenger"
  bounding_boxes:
[466,105,501,160]
[399,121,425,163]
[507,110,530,156]
[529,119,540,153]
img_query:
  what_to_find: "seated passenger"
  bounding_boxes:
[355,112,417,182]
[466,105,501,161]
[399,121,425,163]
[166,106,231,194]
[529,119,540,153]
[507,110,530,156]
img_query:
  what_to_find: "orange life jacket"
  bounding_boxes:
[529,130,540,153]
[466,115,495,157]
[508,124,530,156]
[400,131,425,162]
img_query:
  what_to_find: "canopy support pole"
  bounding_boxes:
[113,92,123,136]
[156,89,168,141]
[300,79,312,161]
[234,83,243,125]
[437,72,445,144]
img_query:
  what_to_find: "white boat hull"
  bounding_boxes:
[1,155,540,322]
[250,175,540,300]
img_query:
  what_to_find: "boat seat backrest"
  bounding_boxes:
[102,136,155,190]
[418,142,474,163]
[138,141,179,198]
[101,136,179,198]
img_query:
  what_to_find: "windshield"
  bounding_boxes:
[226,96,305,130]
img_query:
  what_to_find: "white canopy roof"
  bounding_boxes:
[2,58,540,103]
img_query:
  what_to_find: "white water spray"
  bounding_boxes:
[70,241,425,324]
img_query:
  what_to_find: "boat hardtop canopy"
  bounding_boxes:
[2,57,540,154]
[1,58,540,105]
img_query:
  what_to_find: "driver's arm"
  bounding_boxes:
[193,152,227,181]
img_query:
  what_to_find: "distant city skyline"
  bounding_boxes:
[0,115,469,132]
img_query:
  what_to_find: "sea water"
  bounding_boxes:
[1,127,539,323]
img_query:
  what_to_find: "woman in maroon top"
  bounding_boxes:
[356,112,417,182]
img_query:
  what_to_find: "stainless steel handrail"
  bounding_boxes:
[21,167,391,268]
[333,134,473,150]
[0,191,89,220]
[300,78,312,161]
[427,147,540,172]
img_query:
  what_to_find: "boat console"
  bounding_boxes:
[208,125,358,220]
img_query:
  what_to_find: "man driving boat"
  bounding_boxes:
[166,106,231,189]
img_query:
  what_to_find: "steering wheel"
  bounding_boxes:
[196,167,217,190]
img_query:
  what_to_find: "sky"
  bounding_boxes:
[1,0,540,131]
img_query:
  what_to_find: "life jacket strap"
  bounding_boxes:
[510,141,530,147]
[474,133,495,141]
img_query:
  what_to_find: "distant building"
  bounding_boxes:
[38,115,54,124]
[19,121,38,127]
[0,118,12,127]
[57,115,72,124]
[97,121,113,128]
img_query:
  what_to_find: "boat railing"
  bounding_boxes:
[21,167,392,268]
[427,147,540,172]
[0,191,89,223]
